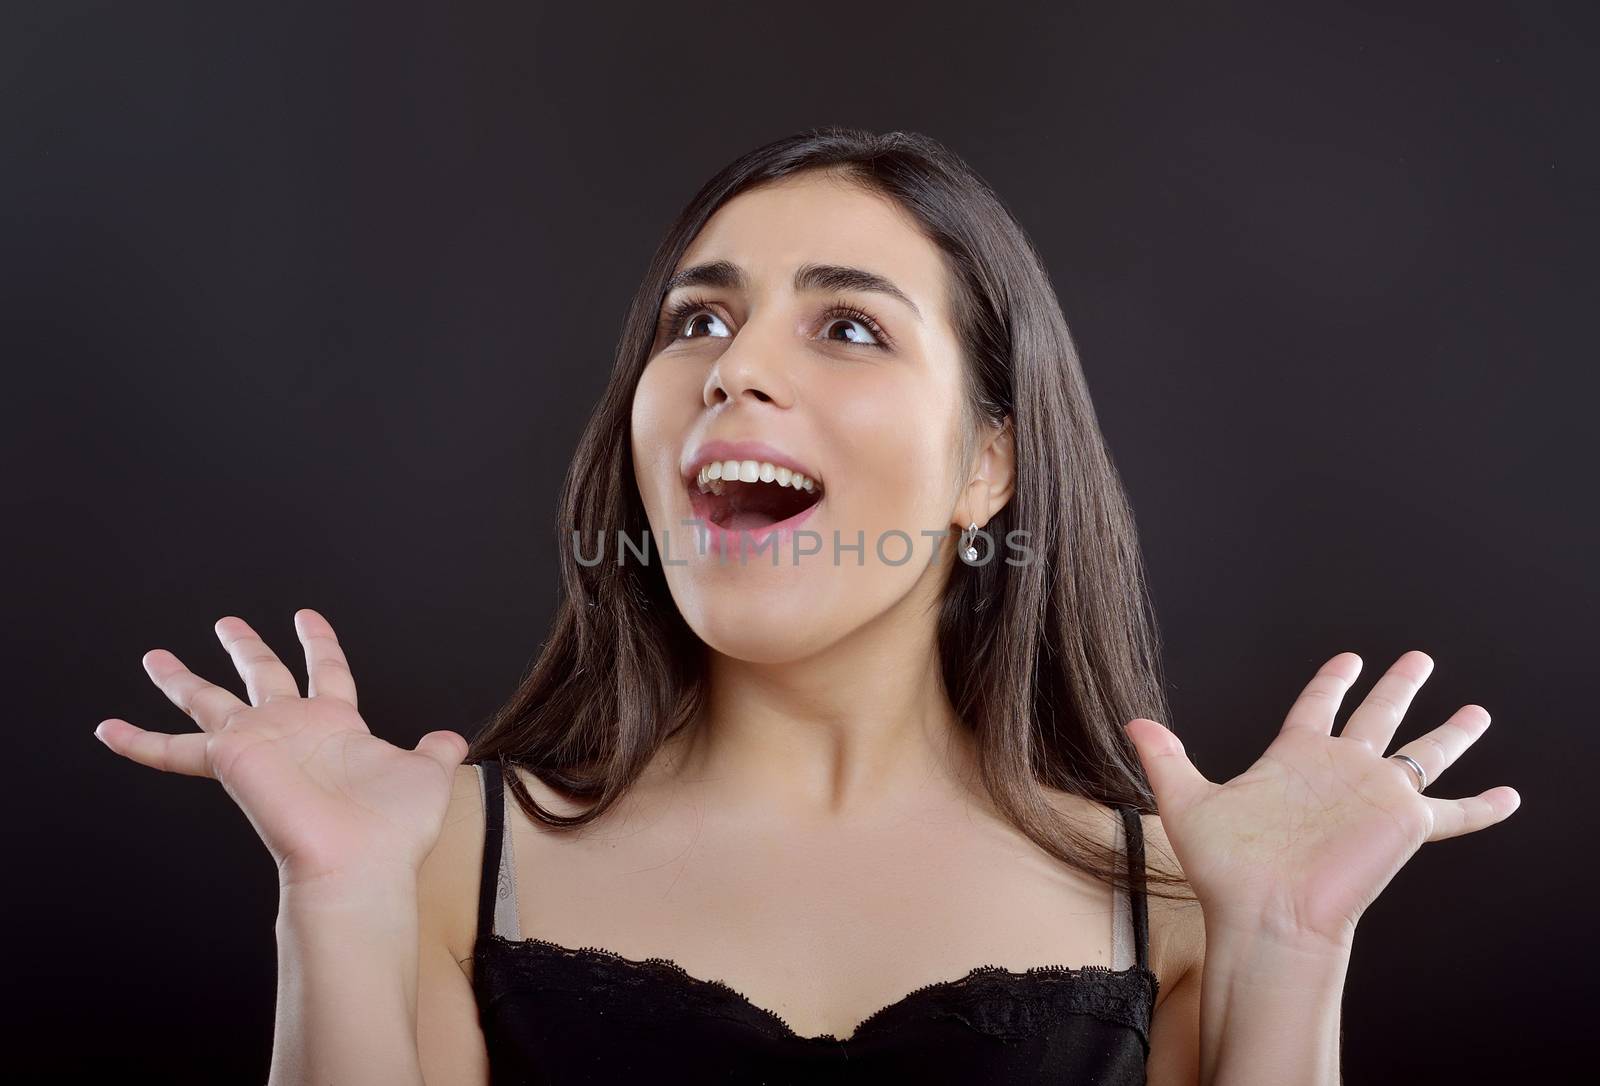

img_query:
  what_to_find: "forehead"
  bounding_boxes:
[676,172,948,320]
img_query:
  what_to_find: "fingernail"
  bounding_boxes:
[92,723,106,744]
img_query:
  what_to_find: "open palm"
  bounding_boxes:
[1125,651,1521,946]
[94,608,469,889]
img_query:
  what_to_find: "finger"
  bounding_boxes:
[1124,718,1213,815]
[93,718,212,777]
[214,616,302,706]
[293,608,358,707]
[1425,786,1521,842]
[1279,652,1363,737]
[143,648,249,732]
[1339,650,1434,752]
[414,730,469,775]
[1388,704,1490,790]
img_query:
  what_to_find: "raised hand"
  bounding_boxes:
[94,608,470,891]
[1124,650,1521,948]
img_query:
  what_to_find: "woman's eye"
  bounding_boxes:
[821,317,881,347]
[682,311,731,339]
[659,300,889,351]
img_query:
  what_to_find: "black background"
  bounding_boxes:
[6,1,1594,1081]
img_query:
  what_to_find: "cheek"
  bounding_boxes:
[629,363,695,518]
[826,375,962,538]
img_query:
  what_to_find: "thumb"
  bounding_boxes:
[1124,718,1212,814]
[414,730,470,774]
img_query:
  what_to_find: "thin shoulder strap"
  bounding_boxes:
[474,761,524,942]
[1119,805,1151,971]
[475,761,504,942]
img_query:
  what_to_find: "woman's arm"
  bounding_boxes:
[270,870,427,1086]
[270,760,492,1086]
[92,610,475,1086]
[1128,650,1519,1086]
[1194,921,1347,1085]
[1149,906,1348,1086]
[1143,887,1205,1085]
[414,764,495,1086]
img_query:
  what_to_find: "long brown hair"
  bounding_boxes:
[466,126,1184,896]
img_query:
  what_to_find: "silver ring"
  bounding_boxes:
[1389,753,1428,793]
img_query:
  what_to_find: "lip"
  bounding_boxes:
[680,437,825,563]
[680,439,824,491]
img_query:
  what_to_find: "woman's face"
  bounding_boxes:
[630,170,1002,664]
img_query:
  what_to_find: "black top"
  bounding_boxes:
[471,759,1158,1085]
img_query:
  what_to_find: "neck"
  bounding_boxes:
[661,590,982,824]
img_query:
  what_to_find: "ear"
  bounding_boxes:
[955,415,1015,528]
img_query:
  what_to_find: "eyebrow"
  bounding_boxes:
[661,259,924,323]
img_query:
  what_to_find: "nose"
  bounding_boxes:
[702,322,794,409]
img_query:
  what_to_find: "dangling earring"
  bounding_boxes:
[960,521,979,563]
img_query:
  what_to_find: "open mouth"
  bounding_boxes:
[686,459,825,533]
[690,473,824,532]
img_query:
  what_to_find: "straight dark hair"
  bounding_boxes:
[466,126,1185,897]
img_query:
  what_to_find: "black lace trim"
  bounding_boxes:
[475,931,1159,1048]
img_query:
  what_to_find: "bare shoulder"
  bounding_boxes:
[414,763,498,1086]
[416,761,588,968]
[1037,785,1122,846]
[1038,790,1205,996]
[1136,810,1206,998]
[415,763,493,970]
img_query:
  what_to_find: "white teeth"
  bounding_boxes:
[693,459,821,497]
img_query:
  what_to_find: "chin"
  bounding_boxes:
[677,586,832,665]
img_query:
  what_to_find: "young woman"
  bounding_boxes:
[93,128,1519,1085]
